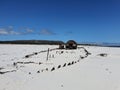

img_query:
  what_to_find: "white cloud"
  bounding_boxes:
[0,26,19,35]
[0,28,20,35]
[26,28,34,33]
[39,29,56,35]
[9,31,20,35]
[0,29,9,35]
[0,26,57,36]
[0,26,34,35]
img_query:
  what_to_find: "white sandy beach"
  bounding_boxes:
[0,44,120,90]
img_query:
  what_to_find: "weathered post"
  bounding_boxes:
[46,48,49,61]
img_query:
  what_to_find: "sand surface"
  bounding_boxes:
[0,44,120,90]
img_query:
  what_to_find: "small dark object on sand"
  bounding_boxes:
[71,61,74,65]
[61,51,64,54]
[58,65,61,69]
[80,56,84,59]
[98,53,107,57]
[61,85,64,87]
[63,63,66,67]
[0,67,4,70]
[25,55,29,58]
[37,71,40,73]
[29,72,31,74]
[46,68,48,71]
[34,52,38,55]
[13,62,17,66]
[51,67,55,71]
[67,62,71,66]
[41,69,44,72]
[39,62,42,65]
[77,60,80,62]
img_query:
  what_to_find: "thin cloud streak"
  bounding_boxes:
[39,29,56,35]
[0,26,57,36]
[0,26,34,35]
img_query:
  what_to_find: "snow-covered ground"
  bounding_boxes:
[0,44,120,90]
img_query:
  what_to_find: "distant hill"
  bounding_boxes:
[78,42,120,47]
[0,40,120,47]
[0,40,65,45]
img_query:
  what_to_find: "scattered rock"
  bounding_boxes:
[46,68,48,71]
[0,67,4,70]
[74,61,77,63]
[52,54,55,58]
[61,51,64,54]
[98,53,107,57]
[34,52,38,55]
[77,60,80,62]
[37,71,40,73]
[71,61,74,65]
[105,68,109,71]
[58,65,61,69]
[39,62,42,65]
[13,62,17,66]
[80,56,84,59]
[25,55,30,58]
[61,85,64,87]
[67,62,71,66]
[51,67,55,71]
[41,69,44,72]
[29,72,31,74]
[63,63,66,67]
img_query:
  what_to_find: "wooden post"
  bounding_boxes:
[46,48,49,61]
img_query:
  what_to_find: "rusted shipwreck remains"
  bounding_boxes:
[59,40,77,49]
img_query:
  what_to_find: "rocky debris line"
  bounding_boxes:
[0,47,91,75]
[35,47,91,73]
[0,70,16,74]
[13,61,42,65]
[35,55,85,73]
[25,48,58,58]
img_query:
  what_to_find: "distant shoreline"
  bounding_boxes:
[0,40,120,47]
[0,40,64,45]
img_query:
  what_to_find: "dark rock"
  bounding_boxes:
[58,65,61,69]
[46,68,48,71]
[67,63,71,66]
[63,63,66,67]
[71,61,74,65]
[98,53,107,57]
[37,71,40,73]
[51,67,55,71]
[25,55,29,58]
[34,52,38,55]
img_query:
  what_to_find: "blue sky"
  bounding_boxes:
[0,0,120,43]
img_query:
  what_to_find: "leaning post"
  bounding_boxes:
[46,48,49,61]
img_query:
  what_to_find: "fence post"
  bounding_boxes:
[46,48,49,61]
